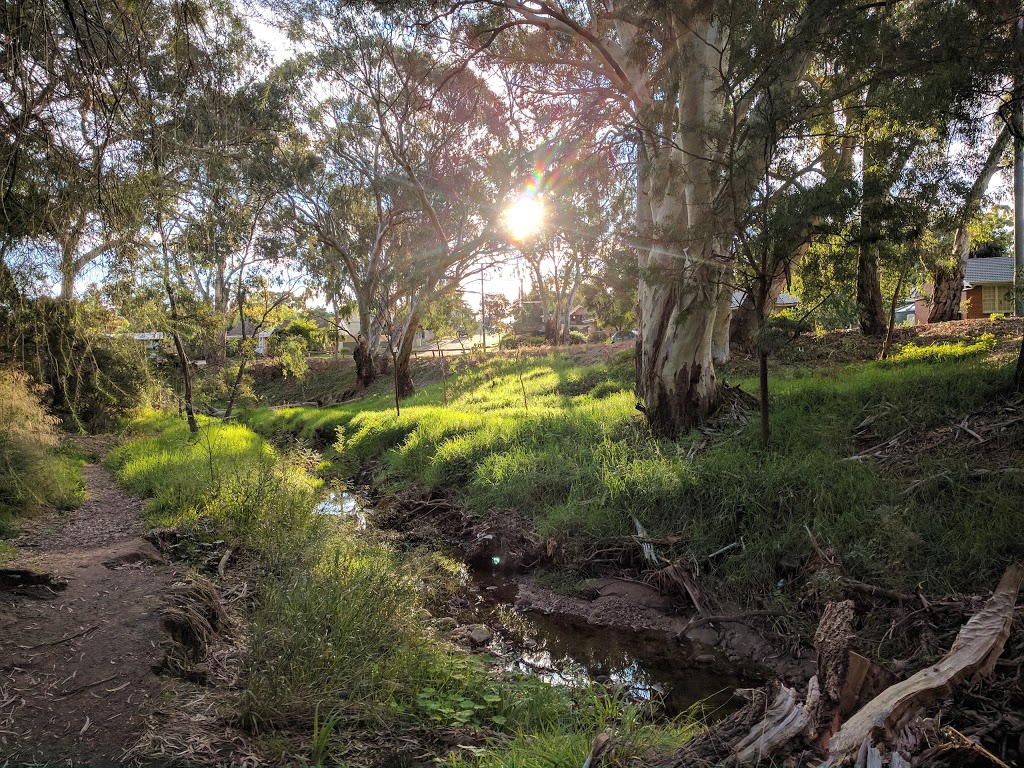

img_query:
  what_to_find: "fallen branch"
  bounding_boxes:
[22,623,100,650]
[826,563,1024,760]
[676,609,785,637]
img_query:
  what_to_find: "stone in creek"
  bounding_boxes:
[451,624,493,647]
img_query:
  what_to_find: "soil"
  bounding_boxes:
[0,460,182,766]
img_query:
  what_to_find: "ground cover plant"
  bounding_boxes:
[245,338,1024,604]
[108,412,694,766]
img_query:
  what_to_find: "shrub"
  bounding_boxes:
[498,334,547,350]
[0,369,84,533]
[0,298,150,431]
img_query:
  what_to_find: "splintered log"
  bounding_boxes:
[730,684,809,765]
[826,563,1024,760]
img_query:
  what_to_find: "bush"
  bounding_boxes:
[498,334,548,350]
[0,369,84,533]
[0,298,151,431]
[568,330,588,345]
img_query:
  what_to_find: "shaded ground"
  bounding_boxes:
[1,460,181,766]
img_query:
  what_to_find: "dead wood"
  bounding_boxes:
[159,575,229,683]
[650,560,703,612]
[826,563,1024,760]
[811,601,855,738]
[660,686,774,766]
[916,725,1012,768]
[676,609,785,637]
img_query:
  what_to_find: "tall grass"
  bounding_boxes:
[0,369,84,535]
[110,411,693,765]
[245,345,1023,598]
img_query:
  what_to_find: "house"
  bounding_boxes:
[730,290,800,312]
[963,257,1017,318]
[912,256,1018,323]
[568,306,596,336]
[227,321,275,355]
[129,331,164,351]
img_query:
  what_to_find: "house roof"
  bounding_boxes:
[965,257,1014,285]
[730,290,800,309]
[227,320,274,338]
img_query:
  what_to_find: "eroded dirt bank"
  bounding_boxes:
[1,462,180,765]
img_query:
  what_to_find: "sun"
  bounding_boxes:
[504,196,545,241]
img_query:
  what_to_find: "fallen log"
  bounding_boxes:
[658,564,1023,767]
[825,563,1024,760]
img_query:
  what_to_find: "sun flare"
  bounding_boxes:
[504,196,545,241]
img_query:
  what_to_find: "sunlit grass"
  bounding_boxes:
[110,409,696,765]
[245,343,1024,599]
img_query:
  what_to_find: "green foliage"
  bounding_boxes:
[0,298,152,431]
[272,335,310,378]
[111,411,690,765]
[498,335,547,350]
[0,369,85,534]
[884,333,996,365]
[276,319,327,352]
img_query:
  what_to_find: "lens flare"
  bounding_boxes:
[504,196,544,241]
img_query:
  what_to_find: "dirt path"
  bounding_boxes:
[1,462,182,766]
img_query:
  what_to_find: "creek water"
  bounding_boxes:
[319,490,759,718]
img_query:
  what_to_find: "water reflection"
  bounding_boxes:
[316,490,369,529]
[491,601,754,717]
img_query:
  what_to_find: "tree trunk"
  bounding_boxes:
[166,281,199,434]
[929,125,1010,323]
[353,336,375,389]
[929,257,966,323]
[857,241,887,336]
[207,266,228,368]
[637,256,726,438]
[393,312,419,399]
[729,292,760,355]
[858,125,890,337]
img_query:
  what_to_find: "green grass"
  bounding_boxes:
[109,409,693,766]
[244,344,1024,600]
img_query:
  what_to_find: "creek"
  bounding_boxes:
[318,489,760,718]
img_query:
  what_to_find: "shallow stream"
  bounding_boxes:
[319,490,759,718]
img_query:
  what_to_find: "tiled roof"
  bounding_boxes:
[965,257,1015,285]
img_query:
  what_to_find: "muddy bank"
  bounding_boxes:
[351,485,814,688]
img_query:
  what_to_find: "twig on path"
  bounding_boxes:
[58,673,119,699]
[21,624,100,650]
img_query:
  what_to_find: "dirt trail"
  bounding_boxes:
[1,461,181,766]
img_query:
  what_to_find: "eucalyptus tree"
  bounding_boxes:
[0,0,153,292]
[927,124,1011,323]
[448,0,1017,435]
[282,16,514,396]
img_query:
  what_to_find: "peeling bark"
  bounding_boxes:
[929,258,966,323]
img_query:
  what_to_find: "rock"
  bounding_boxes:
[694,654,717,665]
[451,624,493,647]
